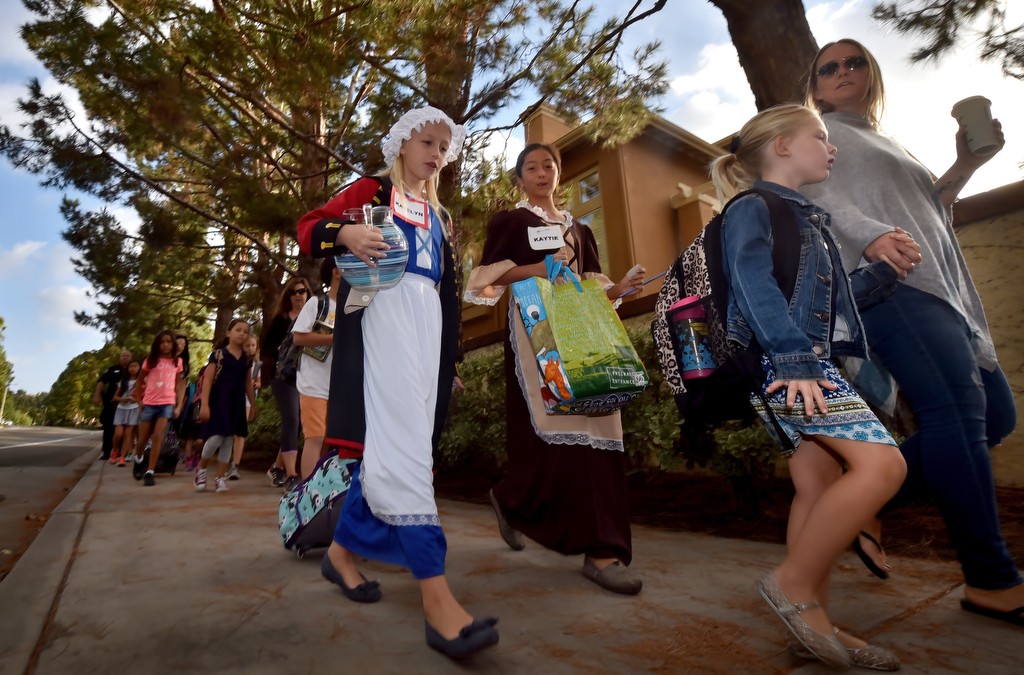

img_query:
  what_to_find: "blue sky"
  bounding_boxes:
[2,0,1022,394]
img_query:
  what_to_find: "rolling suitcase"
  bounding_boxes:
[132,425,181,479]
[278,450,356,558]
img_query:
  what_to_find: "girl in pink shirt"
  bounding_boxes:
[133,330,185,486]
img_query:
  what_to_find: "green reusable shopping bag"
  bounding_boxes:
[511,257,649,415]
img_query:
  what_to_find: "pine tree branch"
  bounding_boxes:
[57,103,295,273]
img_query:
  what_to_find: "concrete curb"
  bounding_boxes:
[0,451,103,675]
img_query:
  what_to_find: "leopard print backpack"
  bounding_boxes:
[651,188,799,423]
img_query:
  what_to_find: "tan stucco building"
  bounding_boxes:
[955,181,1024,486]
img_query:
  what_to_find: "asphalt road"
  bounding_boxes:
[0,426,100,466]
[0,426,99,581]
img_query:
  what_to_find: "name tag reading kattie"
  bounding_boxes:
[528,225,565,250]
[391,191,429,229]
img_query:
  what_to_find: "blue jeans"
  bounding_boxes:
[860,284,1020,590]
[139,404,176,422]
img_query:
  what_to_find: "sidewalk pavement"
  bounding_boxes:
[1,454,1020,675]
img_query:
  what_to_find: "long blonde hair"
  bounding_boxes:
[382,156,444,214]
[710,104,823,202]
[804,38,886,129]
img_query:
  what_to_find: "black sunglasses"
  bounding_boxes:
[816,55,869,78]
[288,288,309,296]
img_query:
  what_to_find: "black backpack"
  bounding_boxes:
[651,189,800,446]
[275,294,328,384]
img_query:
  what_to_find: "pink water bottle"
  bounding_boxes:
[666,296,717,379]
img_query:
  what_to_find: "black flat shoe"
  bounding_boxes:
[320,553,382,603]
[852,530,890,580]
[425,618,499,660]
[488,489,525,551]
[960,599,1024,626]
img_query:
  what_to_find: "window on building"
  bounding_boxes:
[566,169,609,272]
[579,172,601,203]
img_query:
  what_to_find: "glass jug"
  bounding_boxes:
[335,205,409,291]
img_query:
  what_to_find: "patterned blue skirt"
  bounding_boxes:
[751,355,896,456]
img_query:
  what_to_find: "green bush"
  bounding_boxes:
[710,422,780,479]
[619,322,686,469]
[242,388,285,465]
[438,343,507,468]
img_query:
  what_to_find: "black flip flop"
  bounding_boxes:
[852,530,890,580]
[960,599,1024,626]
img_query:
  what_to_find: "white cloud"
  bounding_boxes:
[42,240,87,284]
[473,129,526,170]
[36,284,99,333]
[0,1,37,67]
[669,42,748,100]
[0,240,46,277]
[664,42,756,144]
[0,81,31,133]
[0,243,107,392]
[1,72,91,148]
[107,205,142,237]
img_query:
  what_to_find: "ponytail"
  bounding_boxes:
[709,104,823,204]
[710,153,755,203]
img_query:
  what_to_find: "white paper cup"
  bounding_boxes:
[951,96,999,156]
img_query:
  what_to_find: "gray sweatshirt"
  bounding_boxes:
[803,111,996,371]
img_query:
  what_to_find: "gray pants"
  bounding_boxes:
[201,435,234,464]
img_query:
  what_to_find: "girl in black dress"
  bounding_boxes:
[465,143,645,594]
[195,319,256,493]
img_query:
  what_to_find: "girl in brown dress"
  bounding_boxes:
[465,143,645,594]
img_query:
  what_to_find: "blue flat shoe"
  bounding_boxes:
[425,618,499,660]
[320,553,382,603]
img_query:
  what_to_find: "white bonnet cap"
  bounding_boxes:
[381,106,466,168]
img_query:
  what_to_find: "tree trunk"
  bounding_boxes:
[710,0,818,110]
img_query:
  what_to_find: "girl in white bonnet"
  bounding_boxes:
[296,106,499,660]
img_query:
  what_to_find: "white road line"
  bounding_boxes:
[0,436,84,450]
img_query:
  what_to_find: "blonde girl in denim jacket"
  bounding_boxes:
[711,104,907,670]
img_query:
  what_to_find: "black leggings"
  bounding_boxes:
[270,379,300,452]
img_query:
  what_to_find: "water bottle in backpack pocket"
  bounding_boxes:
[666,295,717,380]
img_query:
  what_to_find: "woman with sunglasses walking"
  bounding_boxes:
[802,39,1023,628]
[260,276,314,490]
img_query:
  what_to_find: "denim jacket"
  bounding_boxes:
[721,181,899,380]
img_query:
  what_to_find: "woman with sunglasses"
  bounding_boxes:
[260,276,314,490]
[802,38,1022,629]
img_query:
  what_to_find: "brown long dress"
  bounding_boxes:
[467,207,633,564]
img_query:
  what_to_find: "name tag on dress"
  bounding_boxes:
[391,192,429,229]
[528,226,565,250]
